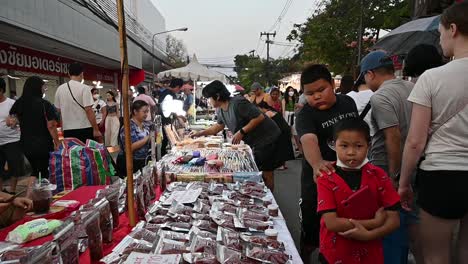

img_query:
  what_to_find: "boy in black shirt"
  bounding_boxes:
[295,64,358,260]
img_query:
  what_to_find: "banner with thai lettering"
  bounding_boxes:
[0,41,116,83]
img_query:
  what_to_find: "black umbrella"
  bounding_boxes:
[373,15,441,55]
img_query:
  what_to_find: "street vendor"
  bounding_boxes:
[116,100,151,177]
[0,191,33,228]
[190,80,280,190]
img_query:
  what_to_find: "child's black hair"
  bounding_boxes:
[333,118,371,143]
[301,64,332,89]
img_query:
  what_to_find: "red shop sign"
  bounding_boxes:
[0,42,116,83]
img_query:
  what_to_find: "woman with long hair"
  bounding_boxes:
[116,100,150,176]
[105,91,120,147]
[282,86,301,155]
[398,3,468,263]
[9,76,60,180]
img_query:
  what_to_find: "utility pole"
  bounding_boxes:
[357,0,364,66]
[260,31,276,86]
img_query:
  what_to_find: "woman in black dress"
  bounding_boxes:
[9,76,60,180]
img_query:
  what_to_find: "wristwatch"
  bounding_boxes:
[240,128,247,135]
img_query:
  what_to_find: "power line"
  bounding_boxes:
[269,0,294,32]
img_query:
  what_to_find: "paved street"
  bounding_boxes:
[273,159,303,253]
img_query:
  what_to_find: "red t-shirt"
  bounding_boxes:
[317,163,400,264]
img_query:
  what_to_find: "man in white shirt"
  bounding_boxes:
[346,77,374,135]
[0,78,24,194]
[55,63,102,143]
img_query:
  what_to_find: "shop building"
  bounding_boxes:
[0,0,169,102]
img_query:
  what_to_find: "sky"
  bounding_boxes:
[152,0,317,75]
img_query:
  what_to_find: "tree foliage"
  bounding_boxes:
[287,0,410,75]
[233,55,301,90]
[166,35,188,68]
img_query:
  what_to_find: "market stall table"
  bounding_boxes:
[0,185,162,264]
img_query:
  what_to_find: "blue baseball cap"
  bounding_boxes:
[358,51,394,80]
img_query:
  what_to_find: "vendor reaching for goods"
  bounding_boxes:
[0,191,33,228]
[189,80,280,190]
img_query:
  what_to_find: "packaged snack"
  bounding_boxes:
[246,245,290,264]
[189,236,217,255]
[146,215,173,224]
[0,242,19,255]
[192,220,218,233]
[154,238,189,254]
[147,202,169,216]
[242,204,268,214]
[134,220,162,233]
[157,230,190,243]
[124,252,182,264]
[28,242,56,264]
[189,227,217,241]
[128,228,158,244]
[164,222,192,232]
[192,213,211,221]
[238,208,270,222]
[53,219,79,264]
[94,198,113,243]
[6,218,62,244]
[186,181,209,191]
[215,244,242,264]
[136,177,147,220]
[102,188,120,229]
[166,182,188,192]
[240,234,283,250]
[219,227,242,251]
[52,200,80,211]
[204,174,233,183]
[242,219,271,231]
[0,245,32,263]
[84,210,103,262]
[211,202,237,214]
[171,214,192,223]
[121,241,154,255]
[168,200,194,216]
[193,200,211,214]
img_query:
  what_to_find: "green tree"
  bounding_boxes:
[288,0,410,75]
[233,55,301,90]
[166,35,188,68]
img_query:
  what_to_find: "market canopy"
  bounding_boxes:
[157,55,227,82]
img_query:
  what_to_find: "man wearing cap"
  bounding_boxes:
[360,50,415,264]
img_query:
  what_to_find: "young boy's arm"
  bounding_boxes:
[338,210,400,241]
[301,134,335,180]
[321,208,387,233]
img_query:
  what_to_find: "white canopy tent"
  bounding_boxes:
[157,55,227,83]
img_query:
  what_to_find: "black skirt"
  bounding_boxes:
[271,114,295,166]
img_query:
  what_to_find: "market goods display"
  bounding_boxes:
[102,181,293,264]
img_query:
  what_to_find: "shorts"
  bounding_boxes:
[63,127,93,144]
[0,141,25,180]
[252,143,277,172]
[299,183,320,247]
[416,169,468,219]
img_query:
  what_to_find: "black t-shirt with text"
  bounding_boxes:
[295,94,358,199]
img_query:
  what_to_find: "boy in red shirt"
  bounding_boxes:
[317,118,400,264]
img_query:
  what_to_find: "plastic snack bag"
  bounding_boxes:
[6,218,62,244]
